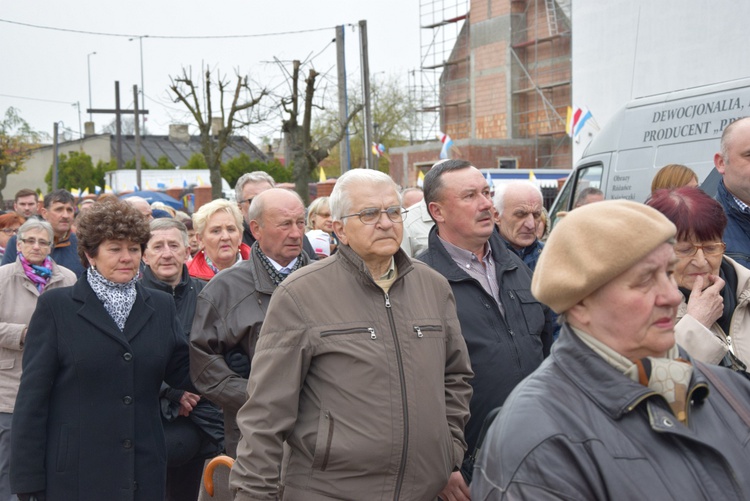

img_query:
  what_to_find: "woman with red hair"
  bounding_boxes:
[647,187,750,371]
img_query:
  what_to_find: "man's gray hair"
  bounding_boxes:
[235,171,275,202]
[149,218,189,247]
[329,170,401,223]
[493,180,543,215]
[247,188,305,228]
[18,219,54,247]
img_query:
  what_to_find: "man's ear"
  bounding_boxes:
[249,220,262,241]
[715,152,727,174]
[566,300,591,329]
[428,201,445,224]
[333,220,348,246]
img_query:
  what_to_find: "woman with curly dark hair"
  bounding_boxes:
[10,199,194,501]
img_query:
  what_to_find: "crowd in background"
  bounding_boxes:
[1,118,750,500]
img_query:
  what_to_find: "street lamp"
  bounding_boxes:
[87,52,97,122]
[128,36,147,135]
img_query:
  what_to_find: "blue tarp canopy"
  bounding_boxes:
[120,191,183,210]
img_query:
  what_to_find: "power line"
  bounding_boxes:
[0,18,345,40]
[0,93,76,105]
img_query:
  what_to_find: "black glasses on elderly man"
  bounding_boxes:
[238,197,254,206]
[340,206,407,225]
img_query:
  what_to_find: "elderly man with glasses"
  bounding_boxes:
[230,169,473,501]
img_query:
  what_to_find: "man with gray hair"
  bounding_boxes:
[494,180,545,271]
[141,218,223,501]
[230,169,473,500]
[190,188,311,457]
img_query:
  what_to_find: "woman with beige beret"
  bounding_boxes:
[472,199,750,500]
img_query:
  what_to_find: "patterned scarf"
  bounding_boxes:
[19,253,53,293]
[252,242,303,286]
[572,327,693,424]
[86,266,138,331]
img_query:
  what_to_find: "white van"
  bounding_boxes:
[550,78,750,221]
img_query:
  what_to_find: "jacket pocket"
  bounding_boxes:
[311,410,335,471]
[514,289,545,336]
[0,359,14,370]
[413,324,444,339]
[320,327,377,340]
[56,424,69,472]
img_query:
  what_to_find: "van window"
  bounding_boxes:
[550,163,603,226]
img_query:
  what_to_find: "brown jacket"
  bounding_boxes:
[190,252,309,456]
[230,244,473,501]
[0,258,76,413]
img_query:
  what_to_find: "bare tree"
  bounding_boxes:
[281,60,362,204]
[170,67,267,199]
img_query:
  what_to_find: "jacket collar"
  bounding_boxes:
[141,264,192,297]
[250,242,312,295]
[72,270,154,345]
[335,242,413,288]
[425,225,518,282]
[552,324,709,419]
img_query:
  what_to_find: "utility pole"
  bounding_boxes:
[87,81,149,170]
[52,123,59,191]
[133,85,143,190]
[336,25,352,173]
[359,20,374,169]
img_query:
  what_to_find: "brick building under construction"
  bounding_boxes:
[390,0,571,188]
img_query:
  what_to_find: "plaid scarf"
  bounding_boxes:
[252,242,303,286]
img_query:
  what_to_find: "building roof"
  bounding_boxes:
[113,133,268,166]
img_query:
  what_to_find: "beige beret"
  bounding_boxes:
[532,200,676,313]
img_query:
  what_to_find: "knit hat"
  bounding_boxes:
[532,200,676,313]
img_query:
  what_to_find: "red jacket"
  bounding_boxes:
[187,243,252,281]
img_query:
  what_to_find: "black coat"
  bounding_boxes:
[417,226,554,479]
[10,271,193,500]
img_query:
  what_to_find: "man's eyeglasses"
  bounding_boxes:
[674,242,726,258]
[0,228,18,235]
[340,206,406,225]
[19,238,51,248]
[238,198,254,206]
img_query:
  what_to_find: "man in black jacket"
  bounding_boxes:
[142,218,223,501]
[418,159,554,499]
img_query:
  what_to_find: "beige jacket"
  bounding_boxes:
[675,256,750,366]
[0,259,76,413]
[230,245,473,501]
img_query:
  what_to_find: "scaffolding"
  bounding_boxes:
[510,0,572,168]
[412,0,470,142]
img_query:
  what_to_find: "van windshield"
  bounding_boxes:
[550,164,604,227]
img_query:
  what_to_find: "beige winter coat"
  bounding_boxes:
[0,258,76,413]
[675,256,750,367]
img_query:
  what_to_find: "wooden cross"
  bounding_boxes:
[87,81,149,170]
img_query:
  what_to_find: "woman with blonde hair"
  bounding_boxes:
[188,199,250,280]
[306,196,337,256]
[651,163,699,193]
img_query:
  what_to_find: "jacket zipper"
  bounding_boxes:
[413,325,442,338]
[385,291,409,501]
[320,327,377,339]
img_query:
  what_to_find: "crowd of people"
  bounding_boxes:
[1,118,750,500]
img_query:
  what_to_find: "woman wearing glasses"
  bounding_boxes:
[0,219,76,501]
[647,187,750,370]
[0,213,24,261]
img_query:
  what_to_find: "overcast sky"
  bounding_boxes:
[0,1,422,144]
